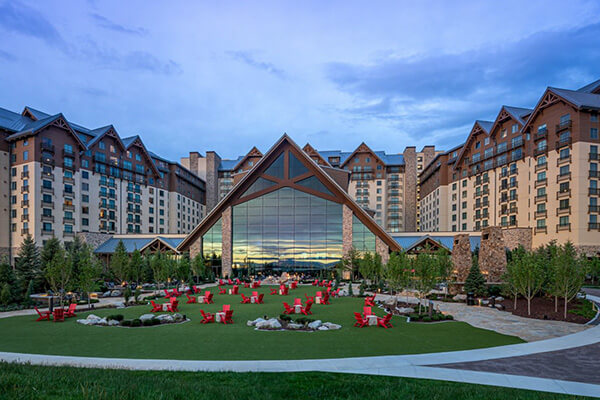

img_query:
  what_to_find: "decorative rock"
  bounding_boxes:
[308,320,322,330]
[173,313,184,322]
[452,234,472,282]
[76,319,95,325]
[453,294,467,301]
[114,302,126,309]
[96,318,108,326]
[103,291,111,298]
[479,227,507,282]
[139,314,155,322]
[481,300,489,305]
[495,296,504,302]
[108,319,120,326]
[256,318,281,329]
[396,307,415,314]
[384,297,396,306]
[110,290,122,297]
[495,304,505,310]
[318,326,329,331]
[86,314,101,320]
[287,323,303,330]
[323,322,341,330]
[156,314,174,323]
[248,318,265,327]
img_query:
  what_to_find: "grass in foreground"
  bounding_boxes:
[0,363,590,400]
[0,285,523,360]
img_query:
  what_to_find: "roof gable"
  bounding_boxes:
[520,88,585,133]
[453,120,492,169]
[7,113,86,149]
[122,135,160,176]
[340,142,385,168]
[232,146,263,171]
[87,125,127,151]
[488,106,532,141]
[179,134,401,252]
[302,143,330,166]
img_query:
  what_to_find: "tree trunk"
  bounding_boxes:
[514,293,517,310]
[554,296,558,313]
[564,291,568,320]
[527,296,531,315]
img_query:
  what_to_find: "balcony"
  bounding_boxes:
[62,203,75,211]
[63,163,75,171]
[534,194,547,202]
[533,146,548,156]
[556,223,571,232]
[534,128,548,140]
[63,217,75,224]
[41,186,54,194]
[590,170,599,178]
[20,171,29,178]
[590,188,600,196]
[127,186,142,194]
[41,201,54,208]
[557,155,571,166]
[535,178,547,187]
[21,228,29,235]
[62,148,75,158]
[41,156,54,166]
[20,186,29,193]
[63,190,75,197]
[63,231,75,237]
[42,172,54,181]
[557,172,571,183]
[20,214,29,222]
[534,226,547,234]
[555,137,572,149]
[556,207,571,216]
[41,215,54,222]
[589,223,600,231]
[21,200,29,207]
[590,153,599,161]
[41,229,55,236]
[62,176,74,184]
[555,120,572,132]
[534,210,547,218]
[40,142,55,152]
[557,190,571,199]
[589,205,600,213]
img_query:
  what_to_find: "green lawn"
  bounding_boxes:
[0,363,589,400]
[0,285,523,360]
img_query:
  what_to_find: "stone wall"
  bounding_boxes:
[189,237,202,259]
[403,147,417,232]
[221,206,232,278]
[375,236,390,265]
[502,227,532,251]
[205,151,221,212]
[342,205,353,256]
[77,232,113,250]
[576,245,600,257]
[452,234,472,282]
[479,226,507,283]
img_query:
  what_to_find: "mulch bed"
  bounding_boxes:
[499,297,592,324]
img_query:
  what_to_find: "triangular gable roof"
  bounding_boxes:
[340,142,385,168]
[140,237,181,254]
[303,143,330,166]
[453,120,493,170]
[578,78,600,94]
[487,105,532,141]
[179,134,401,252]
[22,106,51,121]
[403,235,451,254]
[121,135,160,176]
[86,125,127,151]
[232,146,263,171]
[6,113,86,149]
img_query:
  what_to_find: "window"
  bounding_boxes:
[560,114,571,124]
[475,141,481,149]
[559,165,570,176]
[484,137,490,145]
[537,156,547,165]
[99,141,105,150]
[559,216,569,226]
[592,128,598,140]
[511,124,519,134]
[23,150,28,161]
[559,147,570,159]
[81,170,89,179]
[501,129,507,138]
[537,219,546,228]
[136,154,142,161]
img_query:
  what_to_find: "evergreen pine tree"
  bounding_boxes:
[110,240,130,283]
[348,281,354,296]
[0,283,12,305]
[41,237,61,291]
[464,256,487,297]
[14,235,41,299]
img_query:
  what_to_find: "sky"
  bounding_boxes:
[1,1,599,161]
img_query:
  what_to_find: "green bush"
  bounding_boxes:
[107,314,124,322]
[294,317,314,325]
[120,320,132,327]
[131,319,142,327]
[422,316,432,323]
[279,314,292,322]
[152,318,161,326]
[431,314,440,321]
[445,314,454,320]
[487,285,502,297]
[142,319,154,327]
[408,313,419,320]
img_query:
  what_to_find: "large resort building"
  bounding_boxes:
[419,79,600,254]
[0,106,206,262]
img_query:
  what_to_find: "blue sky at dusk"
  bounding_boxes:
[1,0,599,160]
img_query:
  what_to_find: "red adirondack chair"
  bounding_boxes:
[65,303,77,318]
[354,312,368,327]
[312,279,318,286]
[53,308,65,322]
[231,285,239,295]
[290,281,298,289]
[270,288,277,295]
[223,310,234,324]
[227,278,234,285]
[257,293,264,304]
[305,293,314,303]
[283,302,295,314]
[235,278,241,285]
[34,307,51,321]
[363,306,372,316]
[281,286,289,295]
[186,294,197,304]
[364,295,376,307]
[377,314,393,329]
[331,288,341,298]
[321,293,330,305]
[240,294,251,304]
[204,293,214,304]
[301,301,313,315]
[192,285,201,293]
[173,288,183,297]
[166,300,179,312]
[223,304,231,311]
[150,300,162,312]
[244,282,250,288]
[218,286,226,294]
[164,289,172,298]
[200,310,215,324]
[219,279,225,286]
[252,281,260,288]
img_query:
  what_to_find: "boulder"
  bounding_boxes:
[173,313,184,322]
[139,314,155,322]
[86,314,101,320]
[96,318,108,326]
[396,307,414,314]
[256,318,281,329]
[481,300,489,305]
[322,322,341,330]
[110,290,122,297]
[248,317,265,327]
[384,297,396,306]
[495,304,505,310]
[453,294,467,301]
[268,319,282,329]
[308,320,322,330]
[495,296,504,302]
[156,314,174,324]
[318,326,329,331]
[287,323,303,330]
[102,291,111,298]
[114,302,126,309]
[108,319,120,326]
[77,319,95,325]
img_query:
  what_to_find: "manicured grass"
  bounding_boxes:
[0,285,523,360]
[0,363,589,400]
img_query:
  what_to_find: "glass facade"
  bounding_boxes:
[352,215,376,252]
[232,187,343,272]
[202,218,222,270]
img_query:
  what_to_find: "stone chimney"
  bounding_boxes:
[403,146,417,231]
[205,151,221,211]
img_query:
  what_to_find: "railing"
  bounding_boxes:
[41,157,54,166]
[63,231,75,237]
[62,148,75,158]
[555,137,572,149]
[63,203,75,211]
[20,171,29,178]
[533,146,548,156]
[63,163,75,171]
[41,215,54,222]
[557,190,571,199]
[589,223,600,231]
[534,194,547,202]
[535,178,547,187]
[557,155,571,166]
[63,176,74,184]
[590,153,599,161]
[556,207,571,216]
[41,186,54,194]
[41,201,54,208]
[40,142,55,152]
[20,186,29,193]
[555,120,572,132]
[534,226,547,234]
[534,128,548,140]
[21,229,29,235]
[534,210,547,218]
[590,188,600,196]
[590,170,599,178]
[557,172,571,182]
[21,200,29,207]
[556,223,571,232]
[41,229,55,236]
[20,214,29,221]
[589,205,600,213]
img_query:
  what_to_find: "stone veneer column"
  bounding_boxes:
[189,237,202,259]
[479,226,507,283]
[342,204,353,255]
[205,151,221,212]
[375,236,390,265]
[403,147,417,231]
[502,227,532,251]
[452,234,472,282]
[221,206,232,277]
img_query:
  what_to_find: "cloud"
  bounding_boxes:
[325,22,600,142]
[226,50,285,78]
[90,13,148,36]
[0,49,16,61]
[0,1,65,48]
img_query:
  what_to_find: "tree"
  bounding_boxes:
[15,235,41,300]
[435,248,453,298]
[553,242,587,319]
[45,244,72,307]
[412,252,439,314]
[191,253,206,283]
[110,240,130,283]
[176,254,191,283]
[0,283,11,306]
[149,253,165,294]
[78,243,101,309]
[464,256,487,297]
[384,252,410,308]
[66,236,84,279]
[358,252,383,285]
[129,249,144,284]
[337,248,361,280]
[40,237,61,290]
[511,245,545,315]
[586,256,600,286]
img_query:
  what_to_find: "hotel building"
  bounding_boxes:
[0,106,206,261]
[419,79,600,254]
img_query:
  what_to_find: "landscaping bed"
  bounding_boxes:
[499,297,596,324]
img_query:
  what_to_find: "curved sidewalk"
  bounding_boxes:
[1,295,599,398]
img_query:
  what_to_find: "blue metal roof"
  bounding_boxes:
[476,120,494,133]
[121,135,138,148]
[549,87,600,109]
[218,156,244,171]
[393,235,480,252]
[503,106,533,125]
[577,78,600,93]
[0,107,31,132]
[94,238,154,254]
[6,114,64,140]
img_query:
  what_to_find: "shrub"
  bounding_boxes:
[431,314,440,321]
[279,314,292,322]
[152,318,161,325]
[422,316,432,323]
[142,319,154,327]
[131,318,142,327]
[488,285,502,297]
[107,314,124,322]
[295,317,314,325]
[409,313,420,320]
[445,314,454,320]
[120,320,132,327]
